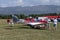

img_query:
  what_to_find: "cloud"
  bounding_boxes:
[50,0,60,5]
[22,0,50,6]
[0,0,60,7]
[0,0,23,7]
[0,4,7,7]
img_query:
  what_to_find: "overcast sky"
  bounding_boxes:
[0,0,60,7]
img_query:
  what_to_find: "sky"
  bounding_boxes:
[0,0,60,7]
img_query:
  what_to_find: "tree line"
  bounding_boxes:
[0,13,60,19]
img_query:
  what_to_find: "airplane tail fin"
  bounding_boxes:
[12,15,19,23]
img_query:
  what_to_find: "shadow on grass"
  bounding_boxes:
[4,26,32,30]
[5,27,46,30]
[4,26,46,30]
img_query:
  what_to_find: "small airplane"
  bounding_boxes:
[11,15,48,29]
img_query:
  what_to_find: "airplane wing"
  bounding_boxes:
[27,22,43,26]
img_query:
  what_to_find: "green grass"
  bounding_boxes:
[0,19,60,40]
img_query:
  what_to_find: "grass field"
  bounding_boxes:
[0,19,60,40]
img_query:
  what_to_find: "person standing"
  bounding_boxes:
[7,19,14,27]
[35,16,39,22]
[47,18,51,29]
[7,19,11,25]
[53,18,58,30]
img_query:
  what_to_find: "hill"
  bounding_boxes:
[0,5,60,15]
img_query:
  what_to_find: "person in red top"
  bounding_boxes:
[7,19,14,27]
[7,19,11,24]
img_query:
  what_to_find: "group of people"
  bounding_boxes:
[34,16,58,30]
[26,16,58,30]
[47,18,58,30]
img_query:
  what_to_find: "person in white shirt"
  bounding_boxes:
[53,18,58,30]
[46,18,51,29]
